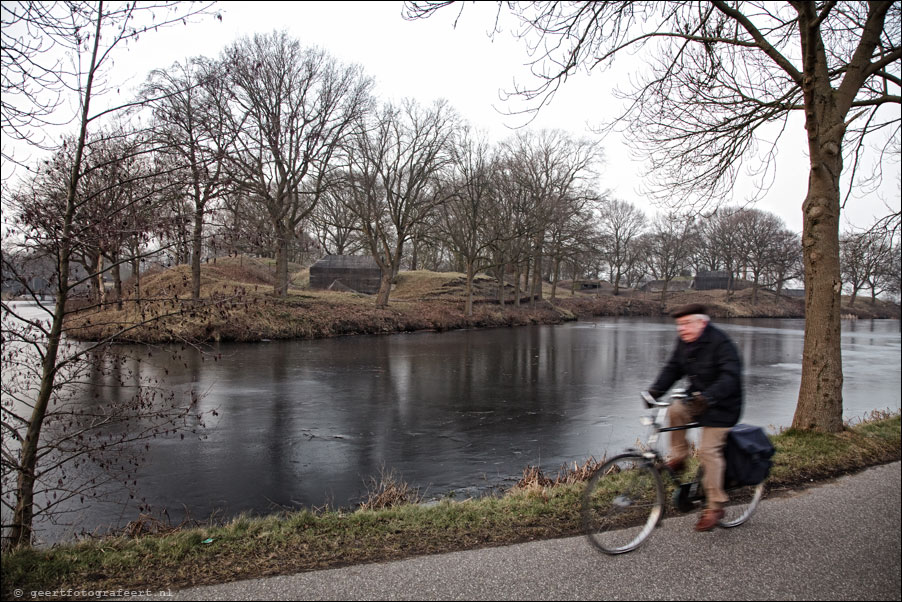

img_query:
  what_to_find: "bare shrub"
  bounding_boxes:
[359,469,421,511]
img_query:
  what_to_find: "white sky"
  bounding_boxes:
[8,1,902,234]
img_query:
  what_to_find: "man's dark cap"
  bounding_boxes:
[671,303,709,318]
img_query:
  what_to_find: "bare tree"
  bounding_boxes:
[693,216,727,274]
[840,230,872,305]
[597,199,647,295]
[16,126,162,311]
[863,233,896,305]
[344,98,458,307]
[143,58,235,300]
[487,153,539,306]
[407,210,449,272]
[1,1,215,549]
[214,189,275,259]
[841,227,895,305]
[222,31,373,297]
[546,194,600,301]
[721,211,750,295]
[406,1,901,432]
[735,208,790,304]
[309,179,364,256]
[501,130,601,306]
[620,233,651,291]
[441,127,496,316]
[644,212,696,305]
[765,228,803,298]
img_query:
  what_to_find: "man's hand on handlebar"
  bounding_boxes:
[641,390,662,408]
[687,391,709,418]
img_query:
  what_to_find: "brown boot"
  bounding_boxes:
[695,508,725,532]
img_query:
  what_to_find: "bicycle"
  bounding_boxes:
[581,390,765,555]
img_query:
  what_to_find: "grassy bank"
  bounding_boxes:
[62,256,900,343]
[3,413,899,600]
[64,259,578,343]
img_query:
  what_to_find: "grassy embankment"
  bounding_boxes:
[63,255,900,343]
[65,257,574,342]
[2,413,899,599]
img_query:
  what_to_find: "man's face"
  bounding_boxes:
[676,315,707,343]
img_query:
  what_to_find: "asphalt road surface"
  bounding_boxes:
[135,462,900,601]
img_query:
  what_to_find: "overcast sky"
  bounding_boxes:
[9,1,902,234]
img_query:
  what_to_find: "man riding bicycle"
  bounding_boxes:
[647,303,743,532]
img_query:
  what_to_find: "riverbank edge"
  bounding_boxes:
[52,262,899,344]
[62,289,900,345]
[3,413,899,600]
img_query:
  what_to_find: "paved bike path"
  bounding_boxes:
[141,462,900,601]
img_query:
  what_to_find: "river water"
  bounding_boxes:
[3,302,900,543]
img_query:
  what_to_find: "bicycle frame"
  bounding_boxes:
[633,389,700,466]
[639,390,761,515]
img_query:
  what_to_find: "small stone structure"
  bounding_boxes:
[309,255,383,294]
[692,270,734,290]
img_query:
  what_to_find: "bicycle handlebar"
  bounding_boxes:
[641,389,689,409]
[641,391,667,408]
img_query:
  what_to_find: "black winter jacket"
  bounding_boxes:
[649,323,743,428]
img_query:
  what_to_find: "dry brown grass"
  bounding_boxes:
[359,469,422,510]
[119,512,198,538]
[513,457,605,493]
[392,270,467,300]
[392,271,579,303]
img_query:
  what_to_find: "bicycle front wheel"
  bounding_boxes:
[581,453,665,554]
[719,480,765,528]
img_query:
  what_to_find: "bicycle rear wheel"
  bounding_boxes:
[719,481,765,528]
[581,453,665,554]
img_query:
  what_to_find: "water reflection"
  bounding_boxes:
[102,318,900,529]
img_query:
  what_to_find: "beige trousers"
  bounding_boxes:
[668,402,730,508]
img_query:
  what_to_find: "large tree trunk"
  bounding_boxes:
[791,7,849,433]
[793,169,844,432]
[792,129,845,432]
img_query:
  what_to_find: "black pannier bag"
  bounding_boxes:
[724,424,775,487]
